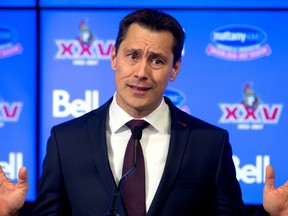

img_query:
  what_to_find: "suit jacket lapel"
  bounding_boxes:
[147,97,191,216]
[87,98,127,215]
[86,96,189,215]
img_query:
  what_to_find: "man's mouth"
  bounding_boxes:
[129,85,151,91]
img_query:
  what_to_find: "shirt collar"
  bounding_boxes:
[109,93,170,134]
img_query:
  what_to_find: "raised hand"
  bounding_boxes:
[0,166,28,216]
[263,165,288,216]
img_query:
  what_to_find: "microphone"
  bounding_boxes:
[132,126,142,166]
[105,126,143,216]
[132,126,143,140]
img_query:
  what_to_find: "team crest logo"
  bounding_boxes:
[77,20,94,47]
[242,83,260,110]
[219,83,283,130]
[55,19,115,66]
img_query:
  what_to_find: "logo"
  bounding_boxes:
[0,102,23,127]
[0,25,23,59]
[55,19,115,66]
[164,87,190,114]
[206,25,271,61]
[0,152,23,180]
[233,155,270,184]
[53,89,99,118]
[219,83,283,130]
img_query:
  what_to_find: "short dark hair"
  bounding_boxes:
[114,8,185,65]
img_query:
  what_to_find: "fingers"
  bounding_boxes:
[0,165,5,176]
[17,167,28,190]
[265,165,275,191]
[0,165,9,184]
[1,165,28,190]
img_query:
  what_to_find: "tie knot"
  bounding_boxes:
[126,119,149,131]
[126,120,149,140]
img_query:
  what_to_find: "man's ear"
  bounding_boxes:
[170,58,181,82]
[110,46,117,70]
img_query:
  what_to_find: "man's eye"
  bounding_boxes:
[129,53,137,59]
[152,58,163,65]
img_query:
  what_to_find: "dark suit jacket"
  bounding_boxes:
[32,97,269,216]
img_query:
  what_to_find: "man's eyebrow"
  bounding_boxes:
[148,51,168,60]
[123,48,168,59]
[123,47,143,53]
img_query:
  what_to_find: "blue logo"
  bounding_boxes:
[206,25,271,61]
[0,25,19,46]
[211,25,267,48]
[0,25,23,58]
[164,87,186,107]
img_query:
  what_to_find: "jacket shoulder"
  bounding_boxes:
[165,96,226,133]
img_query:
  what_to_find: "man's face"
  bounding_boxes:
[111,23,181,118]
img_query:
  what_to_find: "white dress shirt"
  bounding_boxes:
[106,94,171,211]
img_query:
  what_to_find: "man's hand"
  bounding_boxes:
[263,165,288,216]
[0,166,28,216]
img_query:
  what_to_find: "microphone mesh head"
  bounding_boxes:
[132,126,142,140]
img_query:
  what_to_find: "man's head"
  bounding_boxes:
[111,9,184,118]
[114,8,185,66]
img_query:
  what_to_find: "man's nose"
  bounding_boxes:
[135,60,150,79]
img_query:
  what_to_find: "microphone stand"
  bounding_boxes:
[105,167,136,216]
[105,126,142,216]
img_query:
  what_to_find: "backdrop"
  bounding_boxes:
[1,1,287,205]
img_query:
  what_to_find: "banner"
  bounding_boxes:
[39,9,288,204]
[39,0,288,8]
[0,0,35,7]
[0,10,37,201]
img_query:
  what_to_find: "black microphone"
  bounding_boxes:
[133,126,143,140]
[105,126,143,216]
[132,126,142,166]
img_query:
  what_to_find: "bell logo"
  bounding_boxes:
[53,89,99,118]
[233,155,270,184]
[0,152,23,180]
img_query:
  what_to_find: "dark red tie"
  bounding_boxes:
[122,119,149,216]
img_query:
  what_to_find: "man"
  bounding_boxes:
[1,8,288,216]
